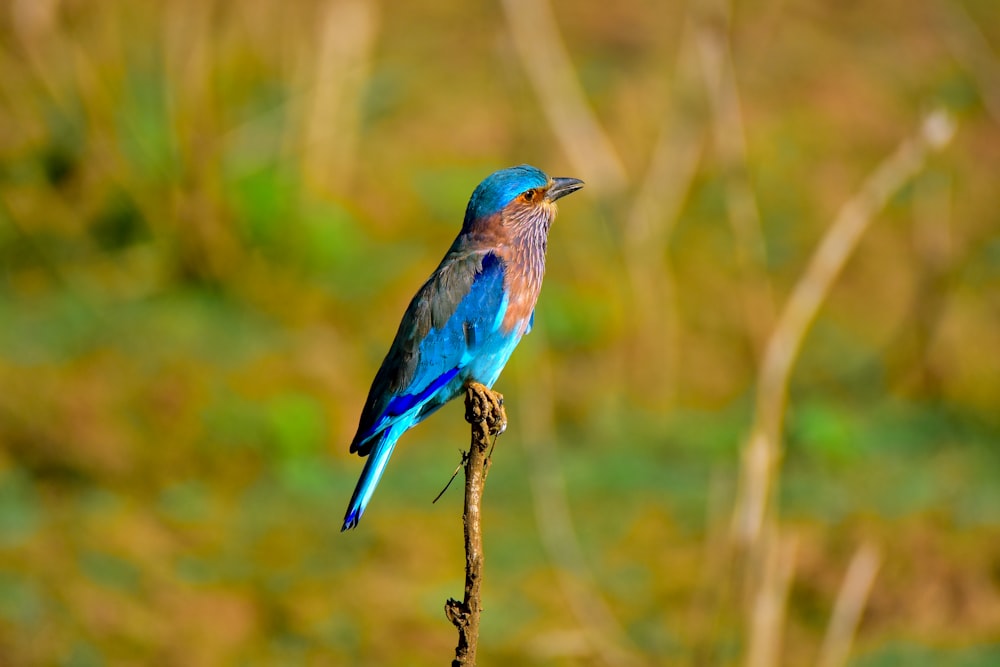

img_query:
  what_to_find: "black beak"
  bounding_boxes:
[546,177,585,201]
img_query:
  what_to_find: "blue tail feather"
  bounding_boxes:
[342,423,406,531]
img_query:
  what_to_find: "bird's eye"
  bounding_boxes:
[522,189,536,203]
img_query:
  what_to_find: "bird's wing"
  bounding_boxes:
[350,249,509,455]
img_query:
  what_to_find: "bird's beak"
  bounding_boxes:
[546,177,585,201]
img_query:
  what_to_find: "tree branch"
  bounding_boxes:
[445,382,506,667]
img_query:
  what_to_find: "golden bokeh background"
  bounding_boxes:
[1,0,999,664]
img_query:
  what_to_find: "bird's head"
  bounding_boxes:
[462,165,584,233]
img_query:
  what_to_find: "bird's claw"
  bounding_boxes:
[465,382,507,436]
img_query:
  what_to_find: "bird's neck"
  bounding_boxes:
[506,225,547,286]
[495,217,549,335]
[461,209,551,300]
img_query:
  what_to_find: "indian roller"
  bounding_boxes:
[342,165,584,530]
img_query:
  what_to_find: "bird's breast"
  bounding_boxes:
[499,260,543,336]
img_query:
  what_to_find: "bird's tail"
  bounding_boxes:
[342,424,403,531]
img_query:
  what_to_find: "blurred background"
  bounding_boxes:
[1,0,999,664]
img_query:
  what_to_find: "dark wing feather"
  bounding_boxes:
[350,248,506,455]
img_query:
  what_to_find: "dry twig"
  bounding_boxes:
[445,382,507,667]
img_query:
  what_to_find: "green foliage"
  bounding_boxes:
[852,643,1000,667]
[0,471,40,546]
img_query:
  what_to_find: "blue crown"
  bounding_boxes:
[463,165,549,223]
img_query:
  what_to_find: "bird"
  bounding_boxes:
[342,164,584,530]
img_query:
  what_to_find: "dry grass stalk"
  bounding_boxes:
[499,0,628,195]
[623,12,707,402]
[732,110,957,553]
[729,110,954,667]
[746,529,798,667]
[694,0,776,356]
[300,0,377,194]
[816,542,881,667]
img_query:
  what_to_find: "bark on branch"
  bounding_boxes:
[445,382,506,667]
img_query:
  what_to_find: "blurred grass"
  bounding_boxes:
[1,0,1000,665]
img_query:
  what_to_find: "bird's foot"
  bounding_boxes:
[465,382,507,436]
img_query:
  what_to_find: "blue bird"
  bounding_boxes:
[342,165,584,530]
